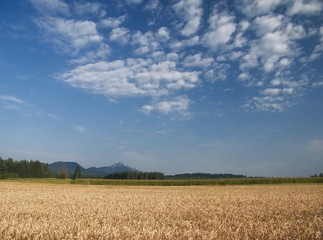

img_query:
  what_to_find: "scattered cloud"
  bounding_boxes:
[288,0,323,16]
[202,6,236,51]
[28,0,323,116]
[183,54,213,68]
[30,0,70,16]
[100,15,127,29]
[0,95,62,120]
[73,125,87,133]
[173,0,203,37]
[109,27,130,45]
[58,60,199,98]
[156,27,170,42]
[239,0,283,17]
[309,27,323,61]
[141,96,191,117]
[0,95,26,112]
[144,0,160,11]
[36,17,102,54]
[73,1,106,17]
[0,95,26,105]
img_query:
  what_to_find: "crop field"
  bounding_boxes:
[0,182,322,239]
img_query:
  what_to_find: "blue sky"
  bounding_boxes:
[0,0,322,176]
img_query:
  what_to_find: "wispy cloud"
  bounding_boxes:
[0,95,26,112]
[29,0,323,116]
[30,0,70,16]
[0,95,61,120]
[288,0,323,15]
[35,17,102,55]
[202,7,236,50]
[73,125,87,133]
[73,1,106,17]
[199,140,225,148]
[141,96,191,117]
[172,0,203,37]
[0,95,26,105]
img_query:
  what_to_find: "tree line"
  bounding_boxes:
[104,171,165,180]
[0,157,56,179]
[166,173,247,179]
[310,173,323,178]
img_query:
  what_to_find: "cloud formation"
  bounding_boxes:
[141,96,191,117]
[30,0,323,115]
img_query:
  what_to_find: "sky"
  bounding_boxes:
[0,0,323,177]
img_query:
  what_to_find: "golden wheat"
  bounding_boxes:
[0,182,322,239]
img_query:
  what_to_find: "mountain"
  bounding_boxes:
[48,161,85,174]
[87,162,138,174]
[49,161,139,177]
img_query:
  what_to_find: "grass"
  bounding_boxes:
[71,177,323,186]
[0,182,322,239]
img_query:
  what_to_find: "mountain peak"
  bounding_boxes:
[49,161,139,177]
[112,162,125,168]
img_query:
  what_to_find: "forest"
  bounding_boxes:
[0,157,56,179]
[104,171,165,180]
[167,173,247,179]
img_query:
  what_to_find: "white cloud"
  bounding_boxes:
[141,96,190,116]
[166,53,179,61]
[29,0,321,116]
[58,60,199,98]
[202,7,236,50]
[0,95,62,120]
[184,36,200,46]
[156,27,170,42]
[254,15,283,35]
[131,31,160,55]
[144,0,160,11]
[36,17,102,54]
[0,95,27,112]
[244,95,286,112]
[100,15,127,29]
[73,125,87,133]
[73,2,106,17]
[238,72,250,81]
[0,95,26,105]
[262,88,281,96]
[69,44,110,65]
[288,0,323,15]
[313,81,323,87]
[173,0,203,37]
[239,0,283,17]
[30,0,70,16]
[241,19,305,72]
[109,27,130,45]
[309,27,323,61]
[183,54,213,68]
[205,63,230,82]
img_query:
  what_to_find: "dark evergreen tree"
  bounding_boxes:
[73,166,81,180]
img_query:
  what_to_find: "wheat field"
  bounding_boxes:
[0,182,322,239]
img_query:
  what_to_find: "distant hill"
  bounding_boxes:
[49,161,139,178]
[48,161,85,174]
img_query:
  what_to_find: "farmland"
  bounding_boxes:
[0,181,322,239]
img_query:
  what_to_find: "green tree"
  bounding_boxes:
[58,167,69,179]
[72,166,81,180]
